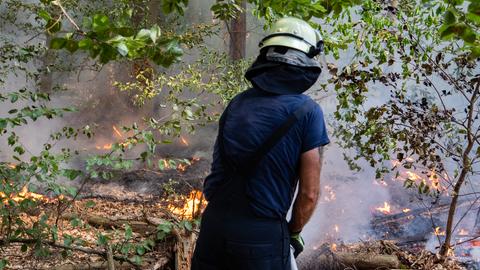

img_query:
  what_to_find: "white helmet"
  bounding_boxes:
[259,17,324,58]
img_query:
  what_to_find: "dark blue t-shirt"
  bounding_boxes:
[203,88,330,218]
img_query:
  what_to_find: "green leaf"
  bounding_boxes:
[136,245,146,256]
[444,10,456,25]
[150,25,161,43]
[0,259,7,270]
[85,200,96,208]
[92,14,110,32]
[14,146,25,155]
[0,119,7,131]
[115,42,129,56]
[78,38,93,50]
[131,255,142,265]
[50,38,67,49]
[70,217,81,228]
[461,27,477,44]
[65,40,79,53]
[183,221,193,231]
[97,234,109,246]
[63,169,82,180]
[38,10,52,21]
[466,12,480,24]
[117,27,135,37]
[125,224,133,240]
[136,29,151,40]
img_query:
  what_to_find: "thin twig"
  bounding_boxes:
[52,0,81,32]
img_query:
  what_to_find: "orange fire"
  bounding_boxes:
[180,136,189,146]
[162,159,170,169]
[402,208,411,213]
[331,243,337,251]
[7,163,16,169]
[376,202,391,214]
[434,226,446,236]
[0,186,47,204]
[177,163,188,172]
[168,190,207,219]
[175,157,201,172]
[406,171,422,181]
[429,171,441,190]
[96,143,112,150]
[471,240,480,247]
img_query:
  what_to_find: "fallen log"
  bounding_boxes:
[298,248,401,270]
[47,262,130,270]
[62,213,157,235]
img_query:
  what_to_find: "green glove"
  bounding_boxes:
[290,232,305,258]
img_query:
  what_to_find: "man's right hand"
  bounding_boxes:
[290,232,305,258]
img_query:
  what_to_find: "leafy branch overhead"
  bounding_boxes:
[439,0,480,57]
[40,0,183,66]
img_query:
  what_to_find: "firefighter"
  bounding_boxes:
[192,17,329,270]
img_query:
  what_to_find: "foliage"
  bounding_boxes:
[439,0,480,57]
[4,0,477,265]
[40,1,184,66]
[327,0,479,255]
[0,0,239,267]
[211,0,361,23]
[88,48,250,175]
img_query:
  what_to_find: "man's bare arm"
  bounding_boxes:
[288,147,324,233]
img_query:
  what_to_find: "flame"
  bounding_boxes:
[112,125,123,138]
[406,171,422,181]
[168,190,207,219]
[376,202,391,214]
[391,160,401,167]
[331,243,337,251]
[180,136,189,146]
[429,171,441,190]
[458,229,469,236]
[176,157,201,172]
[7,163,16,169]
[162,159,170,169]
[0,185,47,204]
[402,208,411,213]
[334,224,339,233]
[96,143,112,150]
[471,240,480,247]
[434,226,446,236]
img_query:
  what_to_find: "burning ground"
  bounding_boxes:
[298,144,480,269]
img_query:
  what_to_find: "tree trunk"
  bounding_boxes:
[229,0,247,60]
[440,83,479,256]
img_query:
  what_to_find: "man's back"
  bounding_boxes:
[193,17,328,270]
[204,87,329,218]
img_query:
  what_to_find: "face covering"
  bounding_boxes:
[245,49,322,95]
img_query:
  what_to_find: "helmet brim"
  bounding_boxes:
[264,47,321,69]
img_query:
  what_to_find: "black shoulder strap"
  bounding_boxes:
[245,99,315,175]
[211,98,315,204]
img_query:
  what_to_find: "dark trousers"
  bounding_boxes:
[191,194,291,270]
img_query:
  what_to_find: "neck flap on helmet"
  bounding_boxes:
[245,47,322,95]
